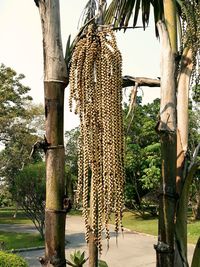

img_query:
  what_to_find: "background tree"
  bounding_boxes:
[0,64,33,144]
[188,91,200,220]
[124,98,161,214]
[0,63,44,194]
[11,162,46,239]
[65,127,79,201]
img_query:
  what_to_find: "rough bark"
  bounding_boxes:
[155,21,177,267]
[35,1,67,266]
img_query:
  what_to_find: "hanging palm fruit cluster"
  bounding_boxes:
[181,0,200,92]
[69,23,125,252]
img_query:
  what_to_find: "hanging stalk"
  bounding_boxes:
[89,184,98,267]
[35,1,67,266]
[88,1,106,266]
[155,20,177,267]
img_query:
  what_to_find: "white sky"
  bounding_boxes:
[0,0,160,131]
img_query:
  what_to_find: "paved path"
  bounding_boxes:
[0,216,195,267]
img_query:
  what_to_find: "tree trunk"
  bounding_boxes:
[155,21,177,267]
[35,1,67,266]
[174,48,193,267]
[191,237,200,267]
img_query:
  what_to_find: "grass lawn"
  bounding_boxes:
[0,208,43,249]
[0,231,44,250]
[0,208,82,224]
[120,211,200,245]
[0,208,32,224]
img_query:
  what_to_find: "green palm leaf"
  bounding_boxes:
[105,0,182,35]
[141,0,151,29]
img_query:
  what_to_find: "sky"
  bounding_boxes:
[0,0,161,131]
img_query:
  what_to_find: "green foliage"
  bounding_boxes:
[0,187,12,207]
[0,64,32,143]
[140,143,161,190]
[0,251,28,267]
[192,84,200,103]
[66,250,88,267]
[98,260,109,267]
[124,98,161,212]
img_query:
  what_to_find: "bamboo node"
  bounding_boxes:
[45,208,66,214]
[154,241,174,254]
[46,145,64,150]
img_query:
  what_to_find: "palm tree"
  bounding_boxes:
[34,1,68,266]
[104,1,200,267]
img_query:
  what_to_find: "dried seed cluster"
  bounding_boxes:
[69,24,125,252]
[181,0,200,87]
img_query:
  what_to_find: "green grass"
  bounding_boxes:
[188,220,200,244]
[0,208,43,249]
[0,208,32,224]
[0,208,81,224]
[0,231,44,250]
[111,211,200,245]
[121,211,158,236]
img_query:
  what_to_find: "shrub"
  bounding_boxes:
[0,251,28,267]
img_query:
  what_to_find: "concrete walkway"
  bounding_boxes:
[1,216,195,267]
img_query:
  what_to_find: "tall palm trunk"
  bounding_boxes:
[35,1,67,266]
[155,2,178,266]
[156,19,177,267]
[175,48,193,267]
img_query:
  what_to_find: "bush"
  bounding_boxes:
[0,251,28,267]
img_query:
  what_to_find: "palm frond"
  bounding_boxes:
[105,0,153,31]
[79,0,97,27]
[142,0,151,29]
[133,0,141,27]
[124,0,136,27]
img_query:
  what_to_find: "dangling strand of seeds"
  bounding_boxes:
[181,0,200,85]
[69,23,125,252]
